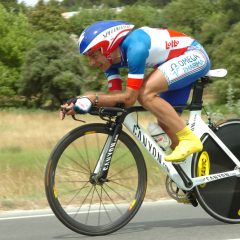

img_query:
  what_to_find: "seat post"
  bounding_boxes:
[189,76,210,110]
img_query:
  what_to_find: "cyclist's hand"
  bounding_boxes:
[60,97,92,120]
[60,98,76,120]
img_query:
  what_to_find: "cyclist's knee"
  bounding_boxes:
[137,92,144,105]
[138,90,153,107]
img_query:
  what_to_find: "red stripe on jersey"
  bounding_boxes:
[108,78,122,91]
[168,29,187,37]
[167,47,188,61]
[126,78,143,90]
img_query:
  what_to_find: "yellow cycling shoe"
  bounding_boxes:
[165,126,203,162]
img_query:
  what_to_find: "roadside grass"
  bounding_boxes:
[0,110,169,211]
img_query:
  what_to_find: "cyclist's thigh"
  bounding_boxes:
[160,85,192,107]
[158,46,211,91]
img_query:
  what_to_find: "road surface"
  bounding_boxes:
[1,200,240,240]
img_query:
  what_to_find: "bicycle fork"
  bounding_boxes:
[90,123,122,184]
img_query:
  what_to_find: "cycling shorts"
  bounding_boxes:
[159,40,211,107]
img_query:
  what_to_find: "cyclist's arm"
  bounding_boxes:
[105,68,123,92]
[86,87,139,107]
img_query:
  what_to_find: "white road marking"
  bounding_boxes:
[0,212,55,220]
[0,200,174,221]
[0,209,105,221]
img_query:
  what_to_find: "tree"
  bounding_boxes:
[219,0,240,26]
[211,22,240,104]
[69,5,161,37]
[27,0,70,33]
[0,4,33,102]
[19,32,86,108]
[68,7,116,36]
[198,12,229,47]
[0,0,20,11]
[118,5,161,28]
[60,0,171,9]
[158,0,215,36]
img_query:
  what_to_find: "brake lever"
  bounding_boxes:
[60,106,86,123]
[71,115,86,123]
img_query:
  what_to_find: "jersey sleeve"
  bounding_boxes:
[105,68,122,92]
[125,30,150,90]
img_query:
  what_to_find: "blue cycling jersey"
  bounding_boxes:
[104,27,210,109]
[105,27,195,91]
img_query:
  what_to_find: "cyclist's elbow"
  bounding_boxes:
[123,89,139,107]
[124,97,136,107]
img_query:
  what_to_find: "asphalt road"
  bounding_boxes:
[1,200,240,240]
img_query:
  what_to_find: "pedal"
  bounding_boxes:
[185,191,198,207]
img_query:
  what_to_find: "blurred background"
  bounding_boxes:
[0,0,240,210]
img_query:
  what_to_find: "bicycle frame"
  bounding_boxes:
[123,109,240,191]
[45,69,240,235]
[92,70,240,191]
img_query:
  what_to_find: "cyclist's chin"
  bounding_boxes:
[98,63,111,72]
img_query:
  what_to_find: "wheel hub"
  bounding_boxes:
[89,173,108,185]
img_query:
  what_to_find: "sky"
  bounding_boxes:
[17,0,62,6]
[18,0,47,6]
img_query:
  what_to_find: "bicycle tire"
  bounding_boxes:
[193,119,240,223]
[45,123,147,236]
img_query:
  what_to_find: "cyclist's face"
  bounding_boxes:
[86,49,111,71]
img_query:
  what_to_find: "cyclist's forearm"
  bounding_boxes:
[86,88,139,107]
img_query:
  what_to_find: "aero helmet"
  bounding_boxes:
[78,20,134,58]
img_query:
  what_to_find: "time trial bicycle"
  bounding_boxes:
[45,68,240,236]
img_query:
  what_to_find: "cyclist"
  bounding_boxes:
[60,20,211,162]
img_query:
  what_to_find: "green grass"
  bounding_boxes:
[0,110,169,210]
[1,102,237,210]
[0,148,49,169]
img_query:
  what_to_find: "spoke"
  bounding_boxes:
[96,133,105,156]
[59,185,90,198]
[63,181,90,207]
[72,140,93,173]
[85,187,96,224]
[110,149,130,167]
[95,186,113,223]
[59,180,89,183]
[107,179,137,192]
[98,187,103,226]
[57,166,89,176]
[62,153,90,174]
[73,184,94,219]
[101,185,124,216]
[109,176,136,181]
[108,163,137,179]
[105,183,133,202]
[83,135,92,172]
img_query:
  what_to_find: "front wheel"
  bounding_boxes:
[45,123,147,236]
[193,119,240,223]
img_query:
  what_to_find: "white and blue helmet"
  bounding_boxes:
[78,20,134,57]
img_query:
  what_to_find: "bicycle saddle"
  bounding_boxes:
[206,68,228,78]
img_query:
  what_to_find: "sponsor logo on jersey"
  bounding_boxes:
[165,40,179,49]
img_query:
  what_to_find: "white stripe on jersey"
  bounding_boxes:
[128,73,144,79]
[107,74,121,80]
